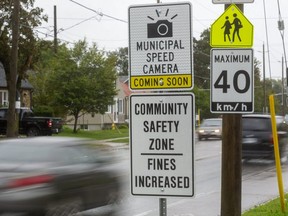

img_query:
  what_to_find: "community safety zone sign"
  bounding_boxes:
[130,93,195,197]
[128,3,193,91]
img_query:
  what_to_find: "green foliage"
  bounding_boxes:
[193,29,211,90]
[56,127,129,140]
[49,40,118,132]
[242,194,288,215]
[29,41,70,117]
[32,105,54,117]
[193,86,216,121]
[0,0,47,81]
[109,47,128,75]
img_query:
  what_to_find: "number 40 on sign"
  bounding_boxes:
[210,48,254,113]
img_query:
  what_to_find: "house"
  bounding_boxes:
[65,76,132,130]
[0,62,33,108]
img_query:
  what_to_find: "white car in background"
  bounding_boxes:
[197,118,222,141]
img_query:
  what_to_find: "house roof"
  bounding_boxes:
[0,62,33,89]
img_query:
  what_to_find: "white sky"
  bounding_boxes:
[34,0,288,80]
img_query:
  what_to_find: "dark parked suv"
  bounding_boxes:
[242,114,288,161]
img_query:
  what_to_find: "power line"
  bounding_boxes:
[34,29,75,45]
[277,0,288,90]
[69,0,127,23]
[59,15,99,33]
[263,0,272,80]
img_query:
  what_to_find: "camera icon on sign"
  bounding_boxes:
[147,20,173,38]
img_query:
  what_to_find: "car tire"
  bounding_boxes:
[27,127,40,136]
[45,198,83,216]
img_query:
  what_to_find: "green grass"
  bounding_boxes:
[55,127,129,140]
[242,194,288,215]
[110,138,129,143]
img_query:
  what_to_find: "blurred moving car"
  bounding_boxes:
[197,118,222,140]
[0,137,121,216]
[242,114,288,161]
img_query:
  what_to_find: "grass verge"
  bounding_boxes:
[55,127,129,140]
[242,194,288,215]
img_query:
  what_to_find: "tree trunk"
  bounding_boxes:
[73,113,79,133]
[7,0,20,138]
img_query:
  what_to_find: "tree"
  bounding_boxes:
[193,29,211,90]
[110,47,128,75]
[0,0,47,137]
[51,40,118,133]
[29,40,70,116]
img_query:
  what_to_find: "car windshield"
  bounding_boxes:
[201,119,222,127]
[242,117,271,131]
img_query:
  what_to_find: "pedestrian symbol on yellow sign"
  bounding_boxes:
[210,4,253,48]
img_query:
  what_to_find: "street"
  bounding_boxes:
[84,138,288,216]
[5,139,281,216]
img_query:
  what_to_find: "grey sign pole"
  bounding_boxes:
[160,198,167,216]
[157,0,167,213]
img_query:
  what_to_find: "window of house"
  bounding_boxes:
[118,99,123,114]
[0,110,6,118]
[0,91,8,107]
[80,124,88,130]
[106,105,112,113]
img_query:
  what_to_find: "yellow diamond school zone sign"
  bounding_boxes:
[210,4,253,48]
[128,2,193,91]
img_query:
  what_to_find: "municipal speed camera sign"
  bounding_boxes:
[128,2,193,91]
[211,48,254,113]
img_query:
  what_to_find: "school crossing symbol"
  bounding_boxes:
[210,4,253,48]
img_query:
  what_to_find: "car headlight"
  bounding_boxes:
[214,129,220,133]
[198,130,204,133]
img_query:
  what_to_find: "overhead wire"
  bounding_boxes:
[69,0,127,23]
[277,0,288,75]
[263,0,272,80]
[58,15,99,33]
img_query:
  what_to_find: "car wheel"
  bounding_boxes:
[27,127,40,136]
[45,198,83,216]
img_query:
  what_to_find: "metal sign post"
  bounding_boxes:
[160,198,167,216]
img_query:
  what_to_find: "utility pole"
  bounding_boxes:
[263,43,267,113]
[282,56,285,117]
[7,0,20,137]
[221,3,243,216]
[54,5,57,53]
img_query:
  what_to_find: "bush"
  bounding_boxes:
[32,105,54,117]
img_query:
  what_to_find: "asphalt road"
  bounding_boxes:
[85,138,288,216]
[5,139,287,216]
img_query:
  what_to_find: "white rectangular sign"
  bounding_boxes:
[211,48,254,113]
[128,2,193,91]
[212,0,254,3]
[130,93,195,197]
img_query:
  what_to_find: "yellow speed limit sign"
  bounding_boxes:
[128,2,193,91]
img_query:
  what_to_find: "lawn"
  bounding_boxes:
[242,194,288,215]
[55,127,129,140]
